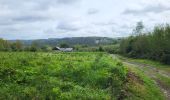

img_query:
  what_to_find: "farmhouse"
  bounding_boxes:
[53,47,73,52]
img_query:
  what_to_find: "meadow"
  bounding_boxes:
[0,52,126,100]
[0,52,166,100]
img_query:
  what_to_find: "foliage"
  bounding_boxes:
[125,66,165,100]
[120,24,170,64]
[13,37,115,47]
[60,42,70,48]
[11,40,23,51]
[132,21,144,35]
[98,46,104,52]
[0,52,127,99]
[75,45,119,54]
[0,39,53,52]
[0,39,11,51]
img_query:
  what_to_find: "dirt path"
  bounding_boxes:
[111,55,170,100]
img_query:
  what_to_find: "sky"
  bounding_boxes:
[0,0,170,40]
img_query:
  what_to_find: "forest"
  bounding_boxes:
[120,22,170,64]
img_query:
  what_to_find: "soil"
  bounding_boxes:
[121,58,170,100]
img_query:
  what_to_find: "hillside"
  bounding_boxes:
[10,37,120,47]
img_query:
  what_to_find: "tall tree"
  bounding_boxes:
[133,21,144,35]
[11,40,23,51]
[0,39,11,51]
[60,43,69,48]
[30,41,39,52]
[120,24,170,64]
[15,40,23,51]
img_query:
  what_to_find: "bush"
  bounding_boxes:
[120,24,170,65]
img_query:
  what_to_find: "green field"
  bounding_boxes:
[0,52,127,100]
[0,52,166,100]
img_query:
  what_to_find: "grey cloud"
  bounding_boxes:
[120,24,133,29]
[56,22,81,32]
[0,14,49,26]
[57,0,79,4]
[0,27,19,33]
[123,4,170,15]
[0,19,14,26]
[94,22,116,26]
[0,0,79,5]
[87,9,99,15]
[0,0,80,11]
[12,16,48,22]
[86,30,98,35]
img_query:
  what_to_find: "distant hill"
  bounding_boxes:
[10,37,121,47]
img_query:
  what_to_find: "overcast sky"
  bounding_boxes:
[0,0,170,40]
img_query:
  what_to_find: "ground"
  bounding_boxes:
[115,55,170,100]
[0,52,126,100]
[0,52,168,100]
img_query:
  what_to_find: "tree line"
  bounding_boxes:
[0,38,120,53]
[120,22,170,64]
[0,39,52,52]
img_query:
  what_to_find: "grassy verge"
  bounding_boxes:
[124,65,165,100]
[118,55,170,73]
[156,74,170,89]
[111,55,165,100]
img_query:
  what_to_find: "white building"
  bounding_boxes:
[54,47,73,52]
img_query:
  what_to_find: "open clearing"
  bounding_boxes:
[0,52,127,100]
[0,52,167,100]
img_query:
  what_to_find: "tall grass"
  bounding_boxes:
[0,52,126,100]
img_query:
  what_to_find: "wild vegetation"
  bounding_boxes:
[10,37,116,47]
[0,39,53,52]
[0,37,121,53]
[0,52,166,99]
[74,44,119,53]
[0,52,127,99]
[120,23,170,64]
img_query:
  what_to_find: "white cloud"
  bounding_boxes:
[123,4,170,15]
[0,0,170,39]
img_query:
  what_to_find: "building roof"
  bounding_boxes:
[55,47,73,52]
